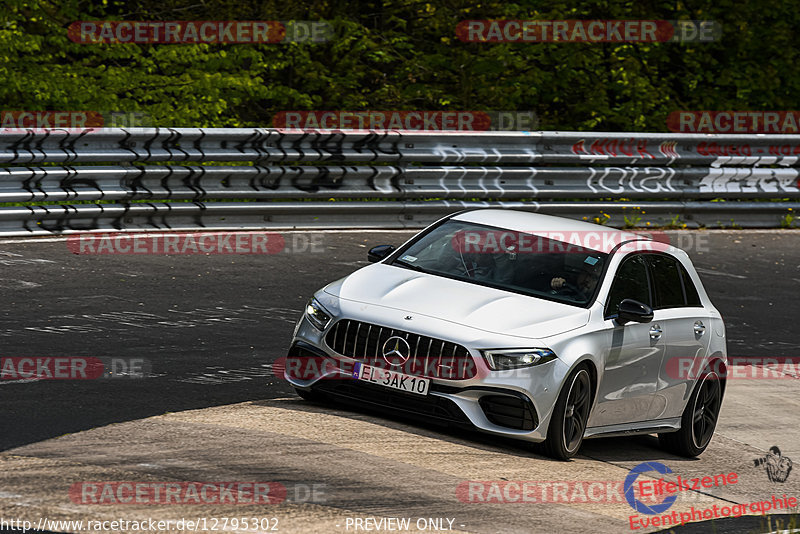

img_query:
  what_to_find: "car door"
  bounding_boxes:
[588,254,665,427]
[644,253,713,420]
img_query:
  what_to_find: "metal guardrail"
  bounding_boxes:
[1,128,799,235]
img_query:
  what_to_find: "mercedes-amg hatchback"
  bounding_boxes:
[284,209,727,460]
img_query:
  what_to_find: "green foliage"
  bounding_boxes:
[2,0,799,129]
[623,214,642,228]
[666,214,688,229]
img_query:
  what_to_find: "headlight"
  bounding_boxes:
[305,298,332,330]
[482,348,556,370]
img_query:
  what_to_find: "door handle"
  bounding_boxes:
[694,321,706,335]
[649,324,663,339]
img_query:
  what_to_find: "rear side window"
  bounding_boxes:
[606,255,651,316]
[645,254,685,309]
[680,264,702,306]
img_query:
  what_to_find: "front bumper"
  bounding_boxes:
[284,310,570,443]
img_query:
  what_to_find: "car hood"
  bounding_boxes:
[323,263,590,339]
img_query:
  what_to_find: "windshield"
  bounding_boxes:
[391,220,608,306]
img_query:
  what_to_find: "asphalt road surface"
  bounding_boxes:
[0,229,798,533]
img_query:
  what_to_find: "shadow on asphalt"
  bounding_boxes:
[254,396,703,464]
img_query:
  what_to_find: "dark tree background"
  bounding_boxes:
[1,0,797,130]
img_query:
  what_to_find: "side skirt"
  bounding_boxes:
[583,418,681,439]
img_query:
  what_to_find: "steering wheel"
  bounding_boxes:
[553,282,584,298]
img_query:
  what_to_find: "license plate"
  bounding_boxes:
[353,363,430,396]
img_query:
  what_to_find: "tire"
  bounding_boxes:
[542,365,592,461]
[659,370,722,457]
[294,387,324,402]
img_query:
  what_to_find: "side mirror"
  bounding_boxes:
[368,245,396,263]
[616,299,654,325]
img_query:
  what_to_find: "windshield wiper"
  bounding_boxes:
[393,259,428,273]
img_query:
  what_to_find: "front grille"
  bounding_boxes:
[325,319,476,380]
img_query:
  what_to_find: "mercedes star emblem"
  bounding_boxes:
[382,336,411,366]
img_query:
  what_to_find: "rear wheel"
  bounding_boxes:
[659,370,722,457]
[543,365,592,460]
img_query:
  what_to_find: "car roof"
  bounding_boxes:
[450,209,666,254]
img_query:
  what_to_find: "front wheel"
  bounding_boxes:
[542,365,592,460]
[659,370,722,457]
[294,387,324,402]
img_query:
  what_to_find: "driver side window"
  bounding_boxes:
[605,255,651,317]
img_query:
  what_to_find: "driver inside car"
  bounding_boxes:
[550,257,602,300]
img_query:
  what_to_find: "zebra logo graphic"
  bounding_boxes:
[753,446,793,483]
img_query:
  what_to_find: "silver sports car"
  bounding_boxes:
[284,209,727,460]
